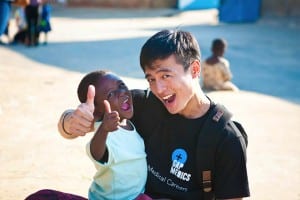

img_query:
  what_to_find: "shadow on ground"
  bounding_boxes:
[5,14,300,104]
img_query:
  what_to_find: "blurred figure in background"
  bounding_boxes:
[0,0,11,39]
[12,6,28,44]
[38,1,51,45]
[202,38,239,91]
[0,20,10,44]
[25,0,40,46]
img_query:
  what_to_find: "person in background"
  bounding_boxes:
[202,38,239,91]
[12,6,27,44]
[38,1,51,45]
[0,0,11,36]
[0,20,10,44]
[25,0,40,46]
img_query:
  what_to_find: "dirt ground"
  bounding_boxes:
[0,7,300,200]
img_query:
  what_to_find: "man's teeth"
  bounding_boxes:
[163,94,173,100]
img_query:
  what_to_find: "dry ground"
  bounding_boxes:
[1,7,300,200]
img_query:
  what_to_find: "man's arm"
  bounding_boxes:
[57,109,77,139]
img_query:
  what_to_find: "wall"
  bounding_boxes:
[261,0,300,16]
[67,0,177,8]
[67,0,300,16]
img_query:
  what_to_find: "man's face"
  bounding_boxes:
[144,54,195,115]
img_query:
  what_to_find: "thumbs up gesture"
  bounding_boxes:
[66,85,96,136]
[85,84,96,114]
[101,100,120,132]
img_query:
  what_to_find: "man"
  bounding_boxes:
[58,29,249,199]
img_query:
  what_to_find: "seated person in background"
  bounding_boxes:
[202,38,239,91]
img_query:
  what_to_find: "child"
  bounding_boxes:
[25,70,167,200]
[77,70,150,200]
[38,2,51,45]
[202,38,239,91]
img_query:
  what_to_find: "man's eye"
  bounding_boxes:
[147,78,155,83]
[162,74,170,79]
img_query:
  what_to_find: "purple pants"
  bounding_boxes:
[25,189,152,200]
[25,189,88,200]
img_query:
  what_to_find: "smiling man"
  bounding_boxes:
[57,29,250,200]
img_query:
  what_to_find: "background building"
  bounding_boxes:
[66,0,300,16]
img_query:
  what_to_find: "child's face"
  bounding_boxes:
[96,73,133,121]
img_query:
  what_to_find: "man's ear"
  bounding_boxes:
[191,60,201,78]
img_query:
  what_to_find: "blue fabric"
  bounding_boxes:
[178,0,220,10]
[0,1,10,36]
[219,0,261,22]
[38,4,51,32]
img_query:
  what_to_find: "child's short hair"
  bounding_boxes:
[77,70,108,106]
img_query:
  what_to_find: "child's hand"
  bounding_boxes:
[101,100,120,132]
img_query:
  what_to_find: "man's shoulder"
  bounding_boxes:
[131,89,147,98]
[131,89,160,104]
[204,103,248,148]
[131,89,166,115]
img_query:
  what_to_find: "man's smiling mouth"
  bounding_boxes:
[162,94,175,104]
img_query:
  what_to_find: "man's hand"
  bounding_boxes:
[60,85,95,137]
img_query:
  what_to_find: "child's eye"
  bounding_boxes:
[119,83,127,89]
[107,91,114,99]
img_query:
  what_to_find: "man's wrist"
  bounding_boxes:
[62,110,73,136]
[58,109,74,138]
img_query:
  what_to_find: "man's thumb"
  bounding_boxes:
[103,100,111,113]
[86,85,95,109]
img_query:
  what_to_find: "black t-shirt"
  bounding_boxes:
[131,89,249,200]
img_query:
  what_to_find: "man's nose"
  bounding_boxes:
[155,80,166,94]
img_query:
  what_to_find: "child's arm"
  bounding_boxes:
[90,124,109,161]
[90,100,120,161]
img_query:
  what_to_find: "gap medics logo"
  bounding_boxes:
[170,148,191,182]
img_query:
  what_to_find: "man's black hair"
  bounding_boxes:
[140,29,201,72]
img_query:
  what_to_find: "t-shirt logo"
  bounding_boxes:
[170,148,191,182]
